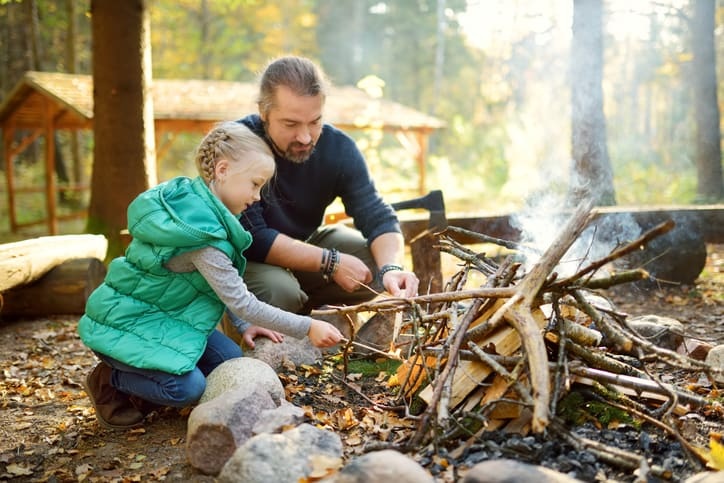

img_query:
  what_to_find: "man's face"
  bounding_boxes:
[261,85,324,163]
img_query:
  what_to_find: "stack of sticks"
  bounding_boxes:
[317,202,720,476]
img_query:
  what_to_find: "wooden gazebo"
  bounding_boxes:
[0,71,445,234]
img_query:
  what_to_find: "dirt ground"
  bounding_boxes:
[0,245,722,482]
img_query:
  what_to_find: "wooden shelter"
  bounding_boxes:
[0,71,445,234]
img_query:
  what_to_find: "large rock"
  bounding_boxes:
[615,214,707,287]
[328,449,434,483]
[218,423,343,483]
[627,314,685,351]
[461,458,583,483]
[199,357,284,404]
[244,336,322,371]
[705,344,724,384]
[684,471,724,483]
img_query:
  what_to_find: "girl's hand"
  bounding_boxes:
[308,319,344,348]
[242,325,285,349]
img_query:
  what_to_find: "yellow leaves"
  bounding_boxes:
[332,408,359,430]
[709,436,724,470]
[692,433,724,471]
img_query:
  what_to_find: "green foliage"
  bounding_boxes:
[0,0,722,243]
[346,358,401,377]
[557,391,640,429]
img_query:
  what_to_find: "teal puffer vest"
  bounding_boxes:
[78,177,251,375]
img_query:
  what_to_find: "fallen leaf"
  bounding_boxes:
[6,463,34,476]
[710,435,724,470]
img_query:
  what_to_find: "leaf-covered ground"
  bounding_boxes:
[0,245,721,482]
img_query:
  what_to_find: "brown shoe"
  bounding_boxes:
[83,362,144,430]
[129,395,163,416]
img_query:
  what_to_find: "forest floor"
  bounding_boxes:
[0,245,722,483]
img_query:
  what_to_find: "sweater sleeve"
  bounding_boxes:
[336,134,401,242]
[169,247,311,339]
[239,201,280,262]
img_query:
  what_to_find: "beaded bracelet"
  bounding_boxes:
[321,248,340,282]
[377,263,403,283]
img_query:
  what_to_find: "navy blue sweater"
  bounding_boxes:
[238,114,401,262]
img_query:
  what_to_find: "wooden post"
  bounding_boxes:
[3,125,17,232]
[44,97,58,235]
[410,232,442,294]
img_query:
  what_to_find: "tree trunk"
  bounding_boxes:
[692,0,723,202]
[569,0,616,207]
[87,0,156,261]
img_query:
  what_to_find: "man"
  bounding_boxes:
[223,55,418,339]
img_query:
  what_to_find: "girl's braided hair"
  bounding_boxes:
[195,121,273,183]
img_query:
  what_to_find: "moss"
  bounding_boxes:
[346,358,402,377]
[557,391,640,429]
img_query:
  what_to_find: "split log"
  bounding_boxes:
[0,234,108,292]
[0,258,106,318]
[186,389,278,475]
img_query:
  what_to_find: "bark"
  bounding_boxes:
[87,0,156,261]
[692,0,723,202]
[1,258,106,317]
[569,0,616,207]
[0,234,108,292]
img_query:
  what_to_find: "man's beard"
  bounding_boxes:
[263,122,316,164]
[284,141,315,163]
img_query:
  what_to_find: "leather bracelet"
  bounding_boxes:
[322,248,339,282]
[377,263,403,283]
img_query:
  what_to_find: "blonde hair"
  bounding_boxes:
[195,121,274,183]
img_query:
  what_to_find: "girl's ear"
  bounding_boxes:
[214,158,229,180]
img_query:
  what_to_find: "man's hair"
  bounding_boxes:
[257,56,329,117]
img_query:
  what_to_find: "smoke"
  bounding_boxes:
[510,191,642,278]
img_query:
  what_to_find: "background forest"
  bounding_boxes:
[0,0,722,234]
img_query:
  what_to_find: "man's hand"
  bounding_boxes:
[332,253,373,292]
[382,269,419,298]
[308,319,344,347]
[242,325,285,349]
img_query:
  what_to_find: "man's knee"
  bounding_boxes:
[244,263,308,313]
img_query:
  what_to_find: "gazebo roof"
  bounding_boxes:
[0,71,446,133]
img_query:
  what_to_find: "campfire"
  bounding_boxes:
[315,202,722,477]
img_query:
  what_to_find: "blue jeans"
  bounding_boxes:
[95,330,243,408]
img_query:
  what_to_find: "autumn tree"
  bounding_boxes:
[568,0,616,207]
[691,0,723,202]
[86,0,156,260]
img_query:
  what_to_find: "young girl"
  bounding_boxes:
[78,121,343,430]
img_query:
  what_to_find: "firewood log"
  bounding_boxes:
[0,257,106,318]
[0,234,108,292]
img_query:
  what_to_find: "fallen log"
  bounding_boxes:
[0,234,108,292]
[0,258,106,318]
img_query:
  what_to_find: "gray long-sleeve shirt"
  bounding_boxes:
[165,246,311,340]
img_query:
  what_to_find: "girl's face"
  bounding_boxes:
[211,155,274,215]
